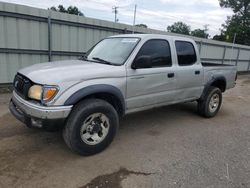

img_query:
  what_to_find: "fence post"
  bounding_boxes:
[199,41,203,54]
[235,48,240,66]
[48,16,52,62]
[248,53,250,71]
[222,46,226,64]
[123,28,127,34]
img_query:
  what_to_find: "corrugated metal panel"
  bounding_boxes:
[0,17,5,47]
[0,53,48,83]
[200,45,224,59]
[239,50,250,60]
[237,61,249,71]
[0,1,250,84]
[225,48,239,59]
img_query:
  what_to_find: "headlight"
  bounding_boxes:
[28,85,42,100]
[28,85,59,102]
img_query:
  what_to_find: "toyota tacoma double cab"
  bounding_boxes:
[9,34,237,155]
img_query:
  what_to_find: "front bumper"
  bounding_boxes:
[9,91,72,129]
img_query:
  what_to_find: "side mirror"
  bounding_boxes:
[132,56,152,69]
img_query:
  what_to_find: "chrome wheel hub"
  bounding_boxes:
[209,93,220,113]
[80,113,110,145]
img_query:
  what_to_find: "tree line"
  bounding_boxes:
[49,0,250,45]
[166,22,210,39]
[49,5,84,16]
[215,0,250,45]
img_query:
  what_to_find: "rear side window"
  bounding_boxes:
[175,41,197,66]
[136,39,172,67]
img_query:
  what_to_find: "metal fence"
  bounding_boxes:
[0,2,250,84]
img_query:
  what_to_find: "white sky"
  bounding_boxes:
[0,0,233,37]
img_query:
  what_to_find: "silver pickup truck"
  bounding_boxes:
[9,34,237,155]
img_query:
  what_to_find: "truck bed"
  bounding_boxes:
[202,62,234,67]
[202,62,237,90]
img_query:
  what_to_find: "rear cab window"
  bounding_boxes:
[175,41,197,66]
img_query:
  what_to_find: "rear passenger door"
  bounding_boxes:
[126,39,177,110]
[174,40,203,101]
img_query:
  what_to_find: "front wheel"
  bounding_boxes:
[198,86,222,118]
[63,99,119,156]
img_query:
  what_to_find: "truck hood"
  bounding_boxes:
[18,60,125,85]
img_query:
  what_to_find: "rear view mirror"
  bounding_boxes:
[132,56,152,69]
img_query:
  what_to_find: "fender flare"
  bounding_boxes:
[200,75,226,100]
[64,84,125,114]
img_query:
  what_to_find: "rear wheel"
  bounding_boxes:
[198,86,222,118]
[63,99,119,156]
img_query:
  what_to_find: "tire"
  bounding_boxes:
[63,98,119,156]
[198,86,222,118]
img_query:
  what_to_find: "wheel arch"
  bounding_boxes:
[64,84,125,117]
[200,76,226,100]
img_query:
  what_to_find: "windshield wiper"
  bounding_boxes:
[92,57,114,65]
[79,55,100,63]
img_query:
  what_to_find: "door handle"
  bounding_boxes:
[130,76,145,80]
[195,70,200,75]
[168,73,175,78]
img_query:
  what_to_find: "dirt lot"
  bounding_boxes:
[0,75,250,188]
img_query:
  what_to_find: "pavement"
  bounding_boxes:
[0,75,250,188]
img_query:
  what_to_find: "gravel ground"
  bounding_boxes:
[0,75,250,188]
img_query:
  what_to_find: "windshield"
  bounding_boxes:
[86,37,140,65]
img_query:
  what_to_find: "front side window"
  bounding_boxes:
[175,41,197,66]
[135,39,172,68]
[86,37,139,65]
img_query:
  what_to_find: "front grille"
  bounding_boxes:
[13,74,32,99]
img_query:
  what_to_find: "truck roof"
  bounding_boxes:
[109,34,194,42]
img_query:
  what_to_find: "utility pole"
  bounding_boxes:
[230,33,237,64]
[203,24,209,32]
[112,6,119,23]
[132,4,137,34]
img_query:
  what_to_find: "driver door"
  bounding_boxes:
[126,39,177,110]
